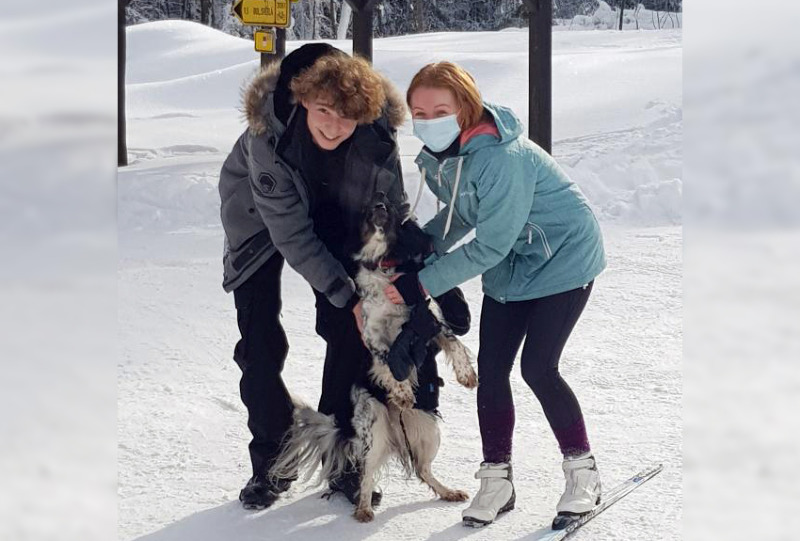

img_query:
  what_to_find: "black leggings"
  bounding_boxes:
[477,282,594,462]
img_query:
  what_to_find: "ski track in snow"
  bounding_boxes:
[119,23,682,541]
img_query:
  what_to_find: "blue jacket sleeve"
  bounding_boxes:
[422,205,472,256]
[418,155,535,297]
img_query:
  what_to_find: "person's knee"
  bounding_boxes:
[476,362,512,391]
[315,307,353,343]
[521,364,559,396]
[234,333,289,373]
[477,378,513,412]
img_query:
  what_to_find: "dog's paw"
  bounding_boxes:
[441,489,470,502]
[353,507,375,522]
[457,368,478,390]
[389,384,416,410]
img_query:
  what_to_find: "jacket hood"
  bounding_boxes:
[461,102,525,152]
[241,61,408,137]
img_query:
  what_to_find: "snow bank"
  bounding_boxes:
[120,24,682,234]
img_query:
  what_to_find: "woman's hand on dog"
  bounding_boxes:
[385,273,429,305]
[384,280,405,304]
[352,299,365,337]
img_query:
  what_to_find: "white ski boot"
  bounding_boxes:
[553,453,602,528]
[462,462,516,527]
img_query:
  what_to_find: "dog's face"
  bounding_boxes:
[358,192,401,264]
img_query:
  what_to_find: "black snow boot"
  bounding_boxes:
[239,473,294,510]
[328,468,383,507]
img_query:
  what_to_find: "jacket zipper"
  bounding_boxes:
[505,251,516,302]
[436,161,445,213]
[527,222,553,259]
[421,149,454,213]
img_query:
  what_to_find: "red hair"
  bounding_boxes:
[406,62,484,130]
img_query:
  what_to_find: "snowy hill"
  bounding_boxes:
[119,22,682,541]
[121,21,682,231]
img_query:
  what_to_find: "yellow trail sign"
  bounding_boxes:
[232,0,291,27]
[254,29,276,53]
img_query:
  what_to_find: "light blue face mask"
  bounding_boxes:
[412,114,461,152]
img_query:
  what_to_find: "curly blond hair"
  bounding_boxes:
[290,55,386,124]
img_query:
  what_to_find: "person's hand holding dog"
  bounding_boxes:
[386,302,440,381]
[385,272,429,305]
[353,299,364,336]
[434,287,471,336]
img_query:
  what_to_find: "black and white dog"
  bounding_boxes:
[270,194,478,522]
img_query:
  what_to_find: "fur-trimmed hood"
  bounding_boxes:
[242,61,408,137]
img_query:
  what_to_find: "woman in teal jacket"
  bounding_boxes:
[385,62,606,529]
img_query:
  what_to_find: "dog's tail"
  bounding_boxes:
[269,401,357,488]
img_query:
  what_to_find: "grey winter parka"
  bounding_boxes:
[218,62,408,307]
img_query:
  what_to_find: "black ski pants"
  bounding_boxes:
[232,252,368,477]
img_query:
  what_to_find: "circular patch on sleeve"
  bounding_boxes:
[258,172,277,194]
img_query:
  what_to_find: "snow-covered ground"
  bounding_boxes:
[119,23,682,541]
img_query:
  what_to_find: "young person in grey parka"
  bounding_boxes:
[218,44,410,510]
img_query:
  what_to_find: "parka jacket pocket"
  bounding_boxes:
[220,179,265,251]
[526,222,553,260]
[512,222,553,266]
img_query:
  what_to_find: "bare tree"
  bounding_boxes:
[337,1,352,39]
[200,0,211,25]
[618,0,624,30]
[665,0,675,28]
[312,0,317,38]
[413,0,425,33]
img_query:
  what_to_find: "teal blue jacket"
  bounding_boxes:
[416,103,606,303]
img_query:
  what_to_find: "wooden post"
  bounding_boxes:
[261,27,286,69]
[119,0,128,167]
[345,0,379,62]
[523,0,552,153]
